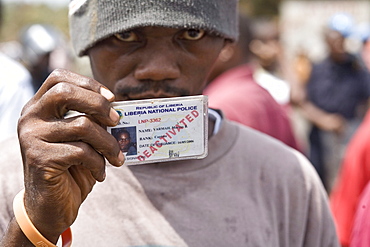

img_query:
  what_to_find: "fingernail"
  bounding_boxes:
[100,87,115,101]
[110,108,120,123]
[118,151,125,166]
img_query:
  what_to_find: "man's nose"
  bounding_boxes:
[134,41,181,81]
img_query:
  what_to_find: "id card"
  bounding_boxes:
[107,95,208,165]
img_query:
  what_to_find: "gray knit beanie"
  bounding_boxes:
[69,0,239,57]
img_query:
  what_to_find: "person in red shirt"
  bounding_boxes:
[204,14,299,150]
[350,181,370,247]
[330,110,370,246]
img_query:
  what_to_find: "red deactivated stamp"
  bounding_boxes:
[107,95,208,165]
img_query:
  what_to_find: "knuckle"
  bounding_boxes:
[43,69,68,87]
[19,98,34,116]
[71,116,93,135]
[18,125,35,141]
[49,82,74,102]
[71,142,91,159]
[17,113,30,132]
[18,120,44,142]
[81,77,97,89]
[18,101,38,124]
[48,68,68,80]
[69,143,105,174]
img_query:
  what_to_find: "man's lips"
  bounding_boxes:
[113,81,191,101]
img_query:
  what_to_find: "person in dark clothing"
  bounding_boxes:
[300,14,370,193]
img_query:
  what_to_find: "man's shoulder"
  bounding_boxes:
[221,119,293,153]
[220,120,318,184]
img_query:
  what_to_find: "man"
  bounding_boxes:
[114,128,137,155]
[249,17,291,107]
[0,1,339,246]
[204,15,299,150]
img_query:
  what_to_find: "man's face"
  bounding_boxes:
[117,132,131,152]
[88,26,226,100]
[326,30,346,62]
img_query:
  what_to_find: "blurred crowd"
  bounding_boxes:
[0,0,74,142]
[204,11,370,247]
[1,1,370,246]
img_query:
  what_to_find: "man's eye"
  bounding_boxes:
[114,31,139,42]
[181,29,205,40]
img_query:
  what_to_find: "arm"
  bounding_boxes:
[290,81,345,134]
[298,100,346,134]
[0,69,124,246]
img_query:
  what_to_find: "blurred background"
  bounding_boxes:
[0,0,86,77]
[2,0,370,193]
[1,0,370,74]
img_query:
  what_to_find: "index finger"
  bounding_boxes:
[31,69,115,103]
